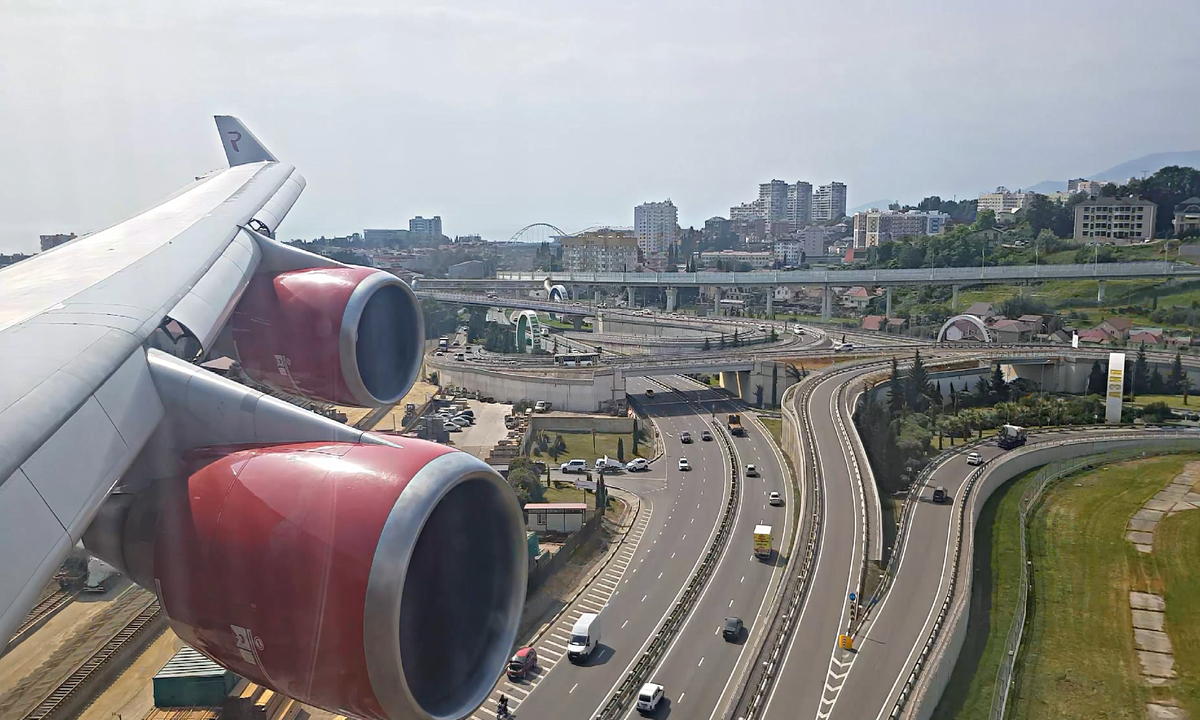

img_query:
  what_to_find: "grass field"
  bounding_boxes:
[543,432,641,464]
[543,485,597,509]
[1128,393,1199,411]
[932,471,1035,719]
[1009,455,1196,719]
[759,417,782,446]
[1155,508,1200,715]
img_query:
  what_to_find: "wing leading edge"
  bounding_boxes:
[0,117,304,646]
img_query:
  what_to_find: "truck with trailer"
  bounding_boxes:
[727,413,747,437]
[753,525,773,560]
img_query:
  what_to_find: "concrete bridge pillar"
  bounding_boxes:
[885,287,893,317]
[666,287,678,312]
[720,370,738,391]
[766,287,775,317]
[572,315,584,331]
[952,284,960,311]
[627,286,636,308]
[569,284,580,301]
[821,284,832,321]
[714,286,723,316]
[1097,280,1106,302]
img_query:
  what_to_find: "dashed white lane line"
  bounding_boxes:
[698,656,705,667]
[622,619,629,628]
[570,683,578,694]
[642,594,648,602]
[658,572,663,579]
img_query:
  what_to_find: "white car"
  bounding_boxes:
[678,458,691,471]
[560,459,588,474]
[769,491,783,506]
[626,458,649,472]
[636,683,664,714]
[966,452,984,466]
[680,431,692,443]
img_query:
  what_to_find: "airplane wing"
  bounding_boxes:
[0,116,300,640]
[0,117,525,720]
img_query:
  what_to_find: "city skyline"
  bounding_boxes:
[2,1,1199,254]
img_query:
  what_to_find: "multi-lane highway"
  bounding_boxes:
[617,376,792,719]
[488,375,732,719]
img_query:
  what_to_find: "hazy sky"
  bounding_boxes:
[2,0,1198,253]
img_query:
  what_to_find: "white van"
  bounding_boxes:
[636,683,664,714]
[568,613,602,662]
[595,456,623,472]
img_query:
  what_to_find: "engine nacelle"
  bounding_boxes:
[87,442,526,720]
[232,267,424,407]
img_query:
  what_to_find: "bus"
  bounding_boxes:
[554,352,600,367]
[438,337,449,349]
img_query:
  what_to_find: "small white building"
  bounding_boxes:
[525,502,588,534]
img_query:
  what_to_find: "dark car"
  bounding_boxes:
[507,646,538,680]
[723,616,743,641]
[932,486,948,503]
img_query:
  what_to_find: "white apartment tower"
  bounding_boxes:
[634,200,680,258]
[813,182,847,221]
[758,180,790,221]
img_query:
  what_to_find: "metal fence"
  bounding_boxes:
[989,441,1200,719]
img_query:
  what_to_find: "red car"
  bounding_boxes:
[507,646,538,680]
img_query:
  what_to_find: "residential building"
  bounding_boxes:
[1073,197,1156,244]
[1174,197,1200,237]
[862,315,886,332]
[787,182,813,224]
[839,286,873,311]
[560,230,640,272]
[886,318,908,333]
[812,182,848,221]
[1068,179,1105,196]
[991,319,1034,343]
[363,228,411,246]
[1129,329,1164,345]
[1096,317,1133,340]
[977,187,1034,215]
[774,226,832,265]
[634,200,679,258]
[39,233,76,251]
[965,302,997,320]
[759,180,790,221]
[0,253,32,268]
[697,250,773,269]
[447,260,486,279]
[852,209,951,248]
[409,216,443,240]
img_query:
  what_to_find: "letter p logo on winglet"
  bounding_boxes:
[214,115,278,166]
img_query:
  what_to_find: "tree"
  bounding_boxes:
[888,357,905,417]
[974,210,997,231]
[991,364,1009,401]
[506,457,546,506]
[906,350,933,412]
[1133,342,1151,394]
[703,336,712,351]
[1087,360,1107,395]
[975,376,991,400]
[1169,352,1186,395]
[1150,367,1165,395]
[770,327,779,342]
[719,334,726,349]
[1026,194,1055,235]
[617,437,625,462]
[754,384,765,408]
[732,329,740,347]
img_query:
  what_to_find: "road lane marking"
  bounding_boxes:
[570,683,578,694]
[622,619,629,628]
[729,599,734,607]
[698,656,705,666]
[642,594,648,602]
[658,572,663,579]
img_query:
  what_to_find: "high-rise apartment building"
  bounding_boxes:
[977,187,1033,214]
[852,209,950,248]
[758,180,790,221]
[634,200,679,258]
[409,216,443,240]
[560,230,640,272]
[1074,197,1156,244]
[787,182,813,224]
[812,182,847,221]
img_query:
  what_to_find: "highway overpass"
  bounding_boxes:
[415,260,1200,289]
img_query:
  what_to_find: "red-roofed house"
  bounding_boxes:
[1017,314,1046,334]
[840,286,873,311]
[886,317,908,333]
[1078,329,1112,345]
[1129,329,1164,345]
[862,315,886,332]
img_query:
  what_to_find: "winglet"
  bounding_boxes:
[215,115,277,166]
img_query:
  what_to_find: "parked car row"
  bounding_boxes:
[560,456,651,474]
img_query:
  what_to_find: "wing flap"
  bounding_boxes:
[0,470,72,650]
[167,228,262,351]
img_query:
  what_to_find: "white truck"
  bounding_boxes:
[567,612,602,662]
[83,557,119,593]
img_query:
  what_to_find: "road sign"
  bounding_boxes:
[849,593,856,602]
[839,634,854,650]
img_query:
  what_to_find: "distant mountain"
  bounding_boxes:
[1020,151,1200,195]
[847,199,898,215]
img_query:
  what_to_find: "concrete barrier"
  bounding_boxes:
[529,414,636,434]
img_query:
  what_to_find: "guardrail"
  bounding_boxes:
[593,383,742,720]
[891,431,1200,720]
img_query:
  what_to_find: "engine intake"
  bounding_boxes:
[86,442,526,720]
[232,267,424,407]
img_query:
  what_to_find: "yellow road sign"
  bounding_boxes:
[839,634,853,650]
